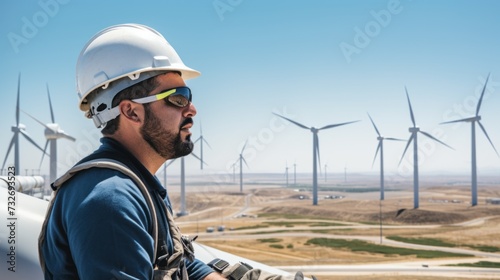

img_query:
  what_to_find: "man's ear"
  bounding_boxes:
[118,100,144,124]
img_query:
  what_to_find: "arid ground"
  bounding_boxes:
[166,173,500,279]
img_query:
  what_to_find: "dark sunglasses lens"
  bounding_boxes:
[165,88,191,107]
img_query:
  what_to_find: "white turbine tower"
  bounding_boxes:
[235,140,249,193]
[368,113,404,200]
[273,113,359,205]
[440,74,498,206]
[2,74,47,175]
[231,162,237,183]
[285,161,289,187]
[293,162,297,185]
[400,88,453,209]
[24,85,76,183]
[193,124,211,170]
[164,152,205,216]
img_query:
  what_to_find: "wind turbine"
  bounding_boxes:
[400,88,453,209]
[293,162,297,185]
[273,113,359,205]
[193,124,211,170]
[2,73,47,175]
[165,152,205,216]
[161,161,168,187]
[231,162,237,183]
[24,84,76,183]
[285,162,289,187]
[235,140,249,192]
[324,163,328,182]
[368,113,404,200]
[440,74,498,206]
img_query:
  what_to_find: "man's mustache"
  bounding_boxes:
[180,118,193,129]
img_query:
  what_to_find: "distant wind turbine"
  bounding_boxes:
[440,74,498,206]
[285,162,289,187]
[165,152,205,216]
[324,163,328,182]
[293,162,297,185]
[235,140,249,192]
[400,88,453,209]
[193,124,211,170]
[368,113,404,200]
[161,162,168,187]
[24,84,76,183]
[344,165,347,182]
[2,73,47,175]
[231,162,237,183]
[273,113,359,205]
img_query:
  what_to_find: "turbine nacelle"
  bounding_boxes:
[310,127,318,133]
[409,127,420,133]
[44,123,61,139]
[467,115,481,122]
[12,124,27,132]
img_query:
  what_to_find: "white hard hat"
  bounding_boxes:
[76,23,200,128]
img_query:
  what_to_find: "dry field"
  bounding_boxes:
[167,176,500,278]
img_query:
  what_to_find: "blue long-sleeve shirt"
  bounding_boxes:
[41,137,213,279]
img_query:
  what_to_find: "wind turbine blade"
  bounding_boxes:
[440,118,470,125]
[399,135,414,166]
[241,139,249,154]
[47,84,55,123]
[319,120,360,130]
[190,152,201,161]
[165,158,176,168]
[367,113,381,136]
[61,133,76,142]
[202,138,212,149]
[39,140,49,169]
[405,87,416,127]
[19,130,48,154]
[193,137,201,144]
[190,152,208,167]
[2,136,16,170]
[242,156,249,168]
[372,141,381,168]
[476,73,490,116]
[385,137,405,141]
[22,110,52,130]
[273,113,309,130]
[16,73,21,126]
[419,131,454,150]
[478,121,499,157]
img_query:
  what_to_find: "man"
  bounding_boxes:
[38,24,226,280]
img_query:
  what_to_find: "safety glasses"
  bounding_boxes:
[131,86,192,108]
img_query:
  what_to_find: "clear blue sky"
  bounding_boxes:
[1,0,500,183]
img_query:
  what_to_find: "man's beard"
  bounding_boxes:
[141,107,194,159]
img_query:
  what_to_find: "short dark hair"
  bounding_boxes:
[100,76,159,135]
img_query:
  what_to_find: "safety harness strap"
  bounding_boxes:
[38,158,186,278]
